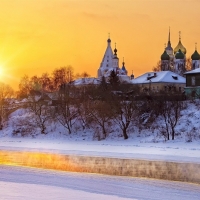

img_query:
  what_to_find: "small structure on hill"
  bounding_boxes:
[131,71,186,93]
[184,68,200,98]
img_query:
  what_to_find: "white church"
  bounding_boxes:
[97,37,131,82]
[73,36,132,86]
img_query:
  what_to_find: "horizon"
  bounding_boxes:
[0,0,200,90]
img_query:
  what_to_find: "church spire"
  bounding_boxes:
[122,57,125,66]
[167,27,171,47]
[107,33,111,44]
[114,43,118,56]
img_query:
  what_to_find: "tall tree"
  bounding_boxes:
[88,100,113,139]
[111,98,138,140]
[54,84,79,134]
[108,70,120,90]
[52,66,74,90]
[18,75,32,98]
[159,96,184,140]
[28,95,52,134]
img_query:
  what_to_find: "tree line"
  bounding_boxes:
[0,66,187,141]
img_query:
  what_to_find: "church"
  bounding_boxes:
[73,36,131,87]
[97,36,131,82]
[160,29,200,76]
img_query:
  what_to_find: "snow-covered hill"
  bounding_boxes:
[0,100,200,163]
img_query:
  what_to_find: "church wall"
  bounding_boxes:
[192,60,200,70]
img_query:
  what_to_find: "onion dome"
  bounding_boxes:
[130,70,134,79]
[191,44,200,60]
[161,50,170,60]
[113,43,118,59]
[114,48,117,55]
[174,31,186,54]
[191,50,200,60]
[121,58,126,71]
[175,49,184,59]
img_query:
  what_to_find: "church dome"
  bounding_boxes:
[174,41,186,55]
[130,74,134,79]
[107,38,111,43]
[191,50,200,60]
[161,50,170,60]
[175,49,184,59]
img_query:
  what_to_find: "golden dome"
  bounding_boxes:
[174,32,186,55]
[174,41,187,55]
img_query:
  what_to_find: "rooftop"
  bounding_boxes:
[131,71,186,84]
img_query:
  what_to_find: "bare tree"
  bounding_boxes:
[0,82,14,129]
[152,61,161,72]
[111,99,138,140]
[75,72,90,79]
[185,57,192,71]
[18,75,32,98]
[28,95,52,134]
[88,100,113,139]
[52,66,74,90]
[40,73,54,92]
[54,84,79,134]
[160,98,184,140]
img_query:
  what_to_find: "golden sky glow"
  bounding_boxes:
[0,0,200,89]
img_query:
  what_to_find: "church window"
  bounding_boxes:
[179,87,181,92]
[192,76,195,86]
[106,64,108,67]
[107,60,109,62]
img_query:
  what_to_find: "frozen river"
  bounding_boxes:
[1,165,200,200]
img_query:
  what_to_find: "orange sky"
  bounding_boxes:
[0,0,200,90]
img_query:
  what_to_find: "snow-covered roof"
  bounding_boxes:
[131,71,186,84]
[73,77,101,86]
[184,68,200,75]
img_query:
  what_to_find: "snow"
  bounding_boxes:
[1,100,200,199]
[0,138,200,163]
[73,77,101,86]
[184,68,200,74]
[1,100,200,163]
[1,165,200,200]
[131,71,185,84]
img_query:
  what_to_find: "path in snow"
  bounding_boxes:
[1,165,200,200]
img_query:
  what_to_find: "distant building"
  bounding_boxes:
[160,29,187,76]
[97,37,131,83]
[131,71,186,93]
[184,68,200,98]
[160,29,200,77]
